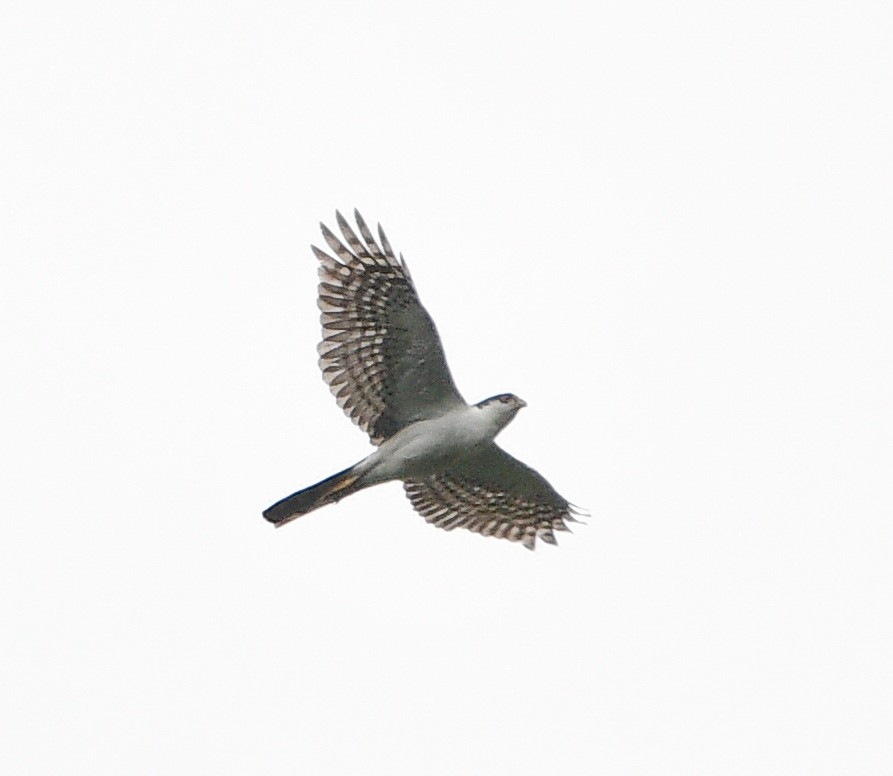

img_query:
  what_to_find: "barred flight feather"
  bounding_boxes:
[403,444,585,550]
[313,210,465,445]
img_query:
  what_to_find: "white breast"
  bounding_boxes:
[357,405,504,484]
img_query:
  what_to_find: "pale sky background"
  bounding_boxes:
[1,2,891,774]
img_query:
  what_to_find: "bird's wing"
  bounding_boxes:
[314,210,466,445]
[403,443,585,550]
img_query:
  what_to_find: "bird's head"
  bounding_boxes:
[474,393,527,431]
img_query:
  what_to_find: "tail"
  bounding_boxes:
[263,466,365,527]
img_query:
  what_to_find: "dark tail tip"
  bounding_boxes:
[262,465,359,528]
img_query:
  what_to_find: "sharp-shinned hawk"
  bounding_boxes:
[263,210,584,549]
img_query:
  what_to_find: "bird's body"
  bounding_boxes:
[265,396,524,524]
[366,395,524,482]
[264,211,583,549]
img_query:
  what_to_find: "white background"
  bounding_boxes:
[1,2,890,774]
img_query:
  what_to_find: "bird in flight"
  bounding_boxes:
[263,210,584,549]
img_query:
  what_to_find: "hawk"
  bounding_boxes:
[263,210,584,549]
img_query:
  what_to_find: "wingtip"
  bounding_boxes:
[567,504,589,524]
[334,209,350,231]
[377,223,396,260]
[311,244,332,263]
